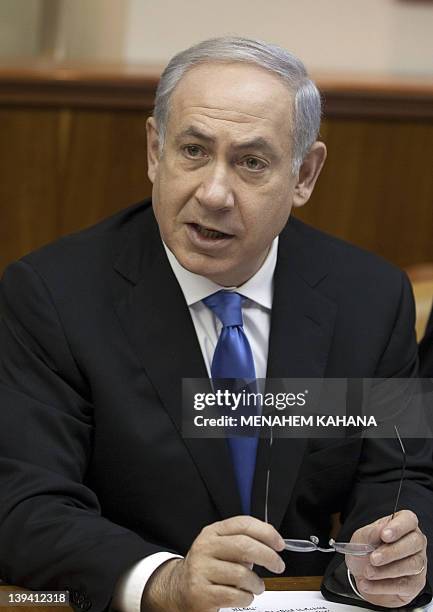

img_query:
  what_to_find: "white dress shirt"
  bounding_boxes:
[112,238,278,612]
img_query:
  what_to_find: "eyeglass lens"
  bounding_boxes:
[283,536,375,555]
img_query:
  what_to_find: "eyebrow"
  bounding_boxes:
[176,126,215,143]
[176,126,278,156]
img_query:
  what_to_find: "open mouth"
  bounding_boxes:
[190,223,233,240]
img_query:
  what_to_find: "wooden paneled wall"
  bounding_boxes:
[1,62,433,275]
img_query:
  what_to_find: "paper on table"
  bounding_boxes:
[220,590,433,612]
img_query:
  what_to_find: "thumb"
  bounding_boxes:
[356,515,391,546]
[346,516,390,575]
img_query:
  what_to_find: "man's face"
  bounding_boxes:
[147,62,317,286]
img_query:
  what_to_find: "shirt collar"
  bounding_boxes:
[163,237,278,310]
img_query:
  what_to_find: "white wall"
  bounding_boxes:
[57,0,130,61]
[389,1,433,74]
[125,0,433,74]
[0,0,42,58]
[1,0,432,75]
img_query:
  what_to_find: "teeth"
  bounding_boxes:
[196,225,227,239]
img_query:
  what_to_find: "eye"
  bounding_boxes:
[182,144,207,159]
[240,156,268,171]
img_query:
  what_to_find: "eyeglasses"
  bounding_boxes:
[265,425,406,556]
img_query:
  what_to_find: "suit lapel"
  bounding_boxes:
[113,206,242,519]
[251,220,337,530]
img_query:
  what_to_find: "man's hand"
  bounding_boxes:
[346,510,427,608]
[141,515,285,612]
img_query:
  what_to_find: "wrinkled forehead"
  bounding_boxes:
[167,61,294,136]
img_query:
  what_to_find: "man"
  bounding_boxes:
[420,307,433,376]
[0,37,432,612]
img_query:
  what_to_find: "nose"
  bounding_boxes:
[195,162,235,210]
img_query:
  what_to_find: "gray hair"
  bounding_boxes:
[153,36,322,174]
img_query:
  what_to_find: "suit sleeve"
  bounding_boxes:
[322,271,433,609]
[0,261,170,612]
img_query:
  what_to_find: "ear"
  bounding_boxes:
[293,141,327,208]
[146,116,161,184]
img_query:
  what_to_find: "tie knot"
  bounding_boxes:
[203,291,244,327]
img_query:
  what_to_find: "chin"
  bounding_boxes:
[184,258,223,280]
[176,250,229,282]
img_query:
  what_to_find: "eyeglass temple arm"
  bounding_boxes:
[264,424,273,524]
[392,425,406,520]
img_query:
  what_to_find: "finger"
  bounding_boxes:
[214,516,285,550]
[364,553,426,580]
[207,584,256,609]
[205,560,265,595]
[356,574,426,598]
[379,510,419,544]
[353,515,392,547]
[213,534,285,574]
[370,530,426,567]
[346,516,391,575]
[345,555,370,578]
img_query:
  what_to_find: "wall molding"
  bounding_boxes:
[1,61,433,119]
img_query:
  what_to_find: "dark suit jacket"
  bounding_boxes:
[1,200,432,612]
[420,307,433,376]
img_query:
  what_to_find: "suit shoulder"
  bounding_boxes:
[18,200,153,278]
[288,216,405,287]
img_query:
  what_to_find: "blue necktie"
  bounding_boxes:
[203,290,259,514]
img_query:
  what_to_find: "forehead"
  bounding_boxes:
[167,62,294,142]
